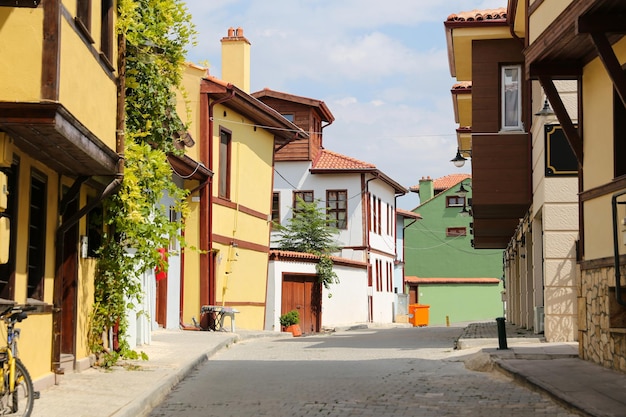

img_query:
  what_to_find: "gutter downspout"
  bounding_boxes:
[52,32,126,375]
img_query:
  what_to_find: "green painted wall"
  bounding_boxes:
[415,283,504,326]
[404,177,504,325]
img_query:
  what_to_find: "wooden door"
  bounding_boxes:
[281,274,321,334]
[61,196,78,355]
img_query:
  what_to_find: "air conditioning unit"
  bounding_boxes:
[534,306,545,334]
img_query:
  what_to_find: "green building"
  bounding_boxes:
[404,174,504,326]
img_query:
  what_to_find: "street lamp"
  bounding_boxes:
[450,148,467,168]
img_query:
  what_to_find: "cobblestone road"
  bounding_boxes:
[148,327,580,417]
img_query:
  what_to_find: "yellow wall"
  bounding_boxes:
[59,19,117,151]
[0,8,44,101]
[528,0,572,43]
[211,107,275,330]
[182,188,201,323]
[451,26,511,81]
[178,64,207,163]
[582,38,626,258]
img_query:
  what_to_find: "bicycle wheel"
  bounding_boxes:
[8,359,34,417]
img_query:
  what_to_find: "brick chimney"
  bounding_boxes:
[220,27,251,93]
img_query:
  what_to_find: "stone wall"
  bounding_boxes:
[580,265,626,372]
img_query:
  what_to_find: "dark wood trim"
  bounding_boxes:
[212,234,269,253]
[213,195,236,209]
[587,31,626,108]
[42,0,61,100]
[580,176,626,202]
[577,13,626,34]
[528,0,545,16]
[211,197,268,220]
[368,247,395,258]
[238,204,267,221]
[538,75,583,164]
[74,17,94,44]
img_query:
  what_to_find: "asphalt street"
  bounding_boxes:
[147,327,580,417]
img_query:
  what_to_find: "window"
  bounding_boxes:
[86,200,103,258]
[282,114,294,123]
[100,0,114,62]
[326,190,347,229]
[218,128,232,199]
[27,172,47,300]
[447,227,467,237]
[377,197,382,234]
[77,0,91,32]
[501,65,523,131]
[293,191,313,216]
[271,192,280,225]
[0,160,19,299]
[446,196,465,207]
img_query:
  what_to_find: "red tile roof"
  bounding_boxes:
[452,81,472,91]
[409,173,471,193]
[405,276,501,284]
[397,208,421,220]
[269,250,368,268]
[312,149,375,170]
[446,8,507,22]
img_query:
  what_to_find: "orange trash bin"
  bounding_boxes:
[409,304,430,327]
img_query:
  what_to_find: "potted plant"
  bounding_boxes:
[279,310,302,337]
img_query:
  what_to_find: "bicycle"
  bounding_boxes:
[0,302,37,416]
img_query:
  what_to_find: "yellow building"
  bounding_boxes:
[179,28,306,330]
[0,0,121,389]
[524,0,626,371]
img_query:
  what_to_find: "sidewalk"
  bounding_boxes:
[30,322,626,417]
[31,329,288,417]
[457,321,626,417]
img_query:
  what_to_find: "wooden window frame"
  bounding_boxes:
[218,127,232,199]
[446,227,467,237]
[446,195,465,207]
[272,192,280,226]
[293,191,314,217]
[326,189,347,230]
[27,170,47,301]
[501,64,523,131]
[100,0,114,63]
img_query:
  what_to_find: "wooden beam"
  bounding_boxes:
[587,31,626,109]
[538,75,583,165]
[41,0,60,100]
[577,14,626,34]
[528,61,582,79]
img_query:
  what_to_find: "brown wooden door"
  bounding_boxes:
[281,274,321,334]
[61,196,78,355]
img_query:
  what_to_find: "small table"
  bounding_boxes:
[201,305,239,332]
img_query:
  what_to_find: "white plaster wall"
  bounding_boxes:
[271,162,365,249]
[265,259,369,331]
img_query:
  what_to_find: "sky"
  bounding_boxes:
[183,0,505,210]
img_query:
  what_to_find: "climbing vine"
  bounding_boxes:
[89,0,196,365]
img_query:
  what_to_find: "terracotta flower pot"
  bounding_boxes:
[284,324,302,337]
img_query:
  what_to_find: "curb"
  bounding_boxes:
[492,359,590,417]
[113,336,239,417]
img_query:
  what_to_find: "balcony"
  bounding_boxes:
[470,132,531,249]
